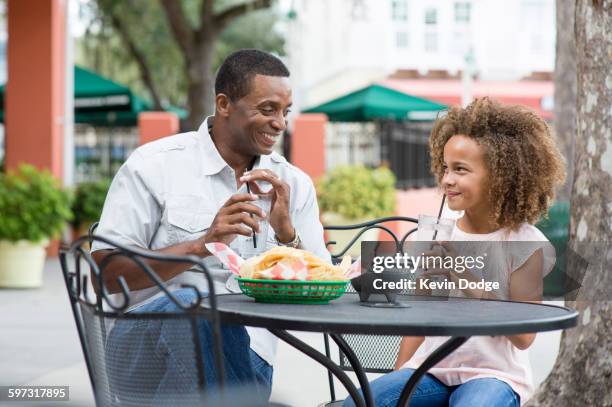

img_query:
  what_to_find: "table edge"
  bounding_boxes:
[206,294,579,336]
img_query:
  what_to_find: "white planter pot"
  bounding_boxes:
[0,240,48,288]
[322,212,380,258]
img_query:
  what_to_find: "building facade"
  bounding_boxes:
[284,0,555,110]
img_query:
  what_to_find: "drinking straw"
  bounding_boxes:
[424,194,447,272]
[431,194,447,241]
[245,158,258,249]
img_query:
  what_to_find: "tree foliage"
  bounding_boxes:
[77,0,284,128]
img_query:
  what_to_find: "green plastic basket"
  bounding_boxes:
[237,278,349,304]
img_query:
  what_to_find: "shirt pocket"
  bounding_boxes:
[166,195,215,245]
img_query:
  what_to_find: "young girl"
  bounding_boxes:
[344,97,566,407]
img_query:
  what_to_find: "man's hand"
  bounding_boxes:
[198,193,266,256]
[240,169,294,243]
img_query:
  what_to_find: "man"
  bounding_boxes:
[92,49,330,401]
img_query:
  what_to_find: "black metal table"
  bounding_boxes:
[203,293,578,407]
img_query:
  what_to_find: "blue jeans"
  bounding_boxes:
[105,288,273,405]
[343,368,520,407]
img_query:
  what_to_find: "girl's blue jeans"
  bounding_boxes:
[343,368,520,407]
[105,288,273,405]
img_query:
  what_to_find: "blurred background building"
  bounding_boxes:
[0,0,556,186]
[283,0,555,111]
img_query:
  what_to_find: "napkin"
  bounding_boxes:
[205,242,362,281]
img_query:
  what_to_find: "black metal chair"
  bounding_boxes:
[59,234,226,406]
[322,216,418,406]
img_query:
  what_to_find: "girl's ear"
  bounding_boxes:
[216,94,231,118]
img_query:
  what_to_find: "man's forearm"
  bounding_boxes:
[91,239,208,294]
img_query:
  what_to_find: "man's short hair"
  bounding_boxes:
[215,49,290,101]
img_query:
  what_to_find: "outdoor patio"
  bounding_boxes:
[0,257,563,407]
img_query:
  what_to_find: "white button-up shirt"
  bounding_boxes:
[91,117,331,365]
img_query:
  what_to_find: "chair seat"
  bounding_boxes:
[318,400,345,407]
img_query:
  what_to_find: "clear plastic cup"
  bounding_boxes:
[240,194,272,258]
[416,215,455,241]
[414,215,456,296]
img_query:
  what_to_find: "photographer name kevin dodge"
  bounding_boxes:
[372,277,500,292]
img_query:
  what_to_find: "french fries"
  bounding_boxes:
[240,246,349,281]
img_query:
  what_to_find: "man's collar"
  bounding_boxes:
[198,117,228,175]
[198,116,271,175]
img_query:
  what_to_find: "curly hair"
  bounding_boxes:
[429,97,566,230]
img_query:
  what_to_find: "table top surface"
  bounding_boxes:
[204,293,578,336]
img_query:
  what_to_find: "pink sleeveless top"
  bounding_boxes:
[402,223,555,405]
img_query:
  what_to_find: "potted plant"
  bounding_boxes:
[318,165,396,256]
[72,178,111,239]
[0,164,72,288]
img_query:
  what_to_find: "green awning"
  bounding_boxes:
[0,66,186,126]
[303,84,447,122]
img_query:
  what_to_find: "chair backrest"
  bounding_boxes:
[325,216,418,262]
[59,235,222,407]
[323,216,418,374]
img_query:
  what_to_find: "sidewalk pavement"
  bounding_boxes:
[0,258,561,407]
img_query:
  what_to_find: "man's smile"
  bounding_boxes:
[256,131,281,147]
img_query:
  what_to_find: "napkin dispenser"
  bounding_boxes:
[351,270,411,307]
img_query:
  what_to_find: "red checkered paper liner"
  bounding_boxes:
[205,242,244,275]
[205,242,308,280]
[206,242,362,280]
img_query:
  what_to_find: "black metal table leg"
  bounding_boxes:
[270,329,369,407]
[323,333,337,401]
[329,334,375,407]
[397,336,469,407]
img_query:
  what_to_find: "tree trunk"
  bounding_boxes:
[107,10,164,110]
[527,0,612,406]
[185,36,217,130]
[553,0,577,201]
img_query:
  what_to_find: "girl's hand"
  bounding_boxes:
[418,241,492,299]
[414,241,457,296]
[419,241,460,280]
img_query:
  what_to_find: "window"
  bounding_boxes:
[392,0,409,21]
[424,7,438,52]
[424,8,437,25]
[396,31,409,48]
[351,0,368,20]
[424,32,438,52]
[454,2,471,23]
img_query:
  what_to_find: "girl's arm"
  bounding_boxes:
[506,248,544,350]
[394,336,425,370]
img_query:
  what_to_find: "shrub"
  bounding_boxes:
[0,164,72,242]
[72,178,112,229]
[318,165,396,220]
